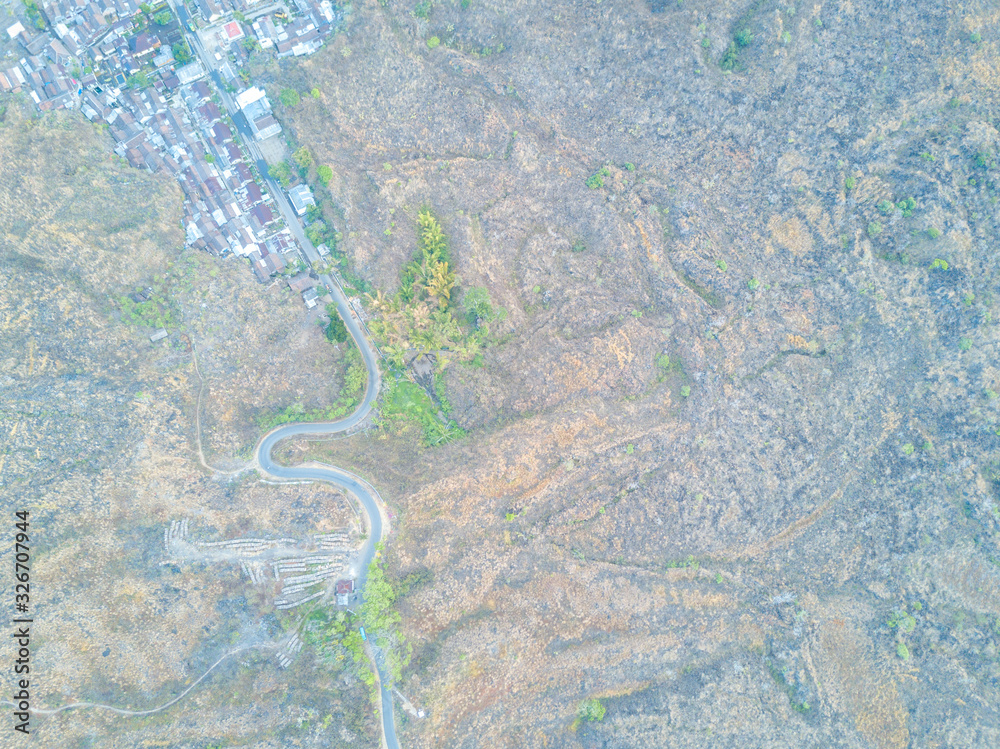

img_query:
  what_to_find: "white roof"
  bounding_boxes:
[6,22,25,39]
[235,86,266,110]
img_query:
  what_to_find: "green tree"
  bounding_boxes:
[172,41,192,63]
[361,545,400,632]
[324,304,349,343]
[317,165,334,185]
[127,71,151,89]
[279,88,300,107]
[293,146,314,169]
[268,161,292,187]
[153,9,172,24]
[462,286,496,328]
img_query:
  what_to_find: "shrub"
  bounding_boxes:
[311,87,321,98]
[680,385,691,397]
[897,197,916,217]
[867,221,883,238]
[929,258,948,270]
[585,166,610,189]
[896,643,910,660]
[720,42,739,70]
[317,165,333,185]
[577,698,606,722]
[927,227,942,239]
[748,278,760,290]
[877,199,894,215]
[845,176,856,190]
[735,28,753,47]
[426,36,440,49]
[279,88,300,107]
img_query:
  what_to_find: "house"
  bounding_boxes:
[175,60,205,85]
[335,579,354,606]
[286,272,315,292]
[236,86,282,140]
[129,32,161,58]
[220,19,243,43]
[250,203,275,230]
[251,113,280,140]
[287,183,314,216]
[210,121,233,145]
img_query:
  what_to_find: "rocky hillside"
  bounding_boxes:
[271,0,1000,746]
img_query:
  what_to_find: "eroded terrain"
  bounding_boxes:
[3,0,1000,747]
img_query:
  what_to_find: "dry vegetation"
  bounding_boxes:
[267,0,1000,746]
[3,0,1000,746]
[0,104,377,745]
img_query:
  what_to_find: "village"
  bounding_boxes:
[2,0,340,299]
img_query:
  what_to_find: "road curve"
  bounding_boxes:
[255,275,400,749]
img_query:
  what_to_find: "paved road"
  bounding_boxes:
[168,4,402,745]
[255,269,399,749]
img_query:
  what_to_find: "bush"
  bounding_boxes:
[427,36,440,49]
[929,258,949,270]
[578,698,606,722]
[735,28,753,47]
[585,166,610,189]
[927,227,942,239]
[866,221,883,238]
[845,176,856,190]
[720,42,739,71]
[279,88,300,107]
[877,199,894,215]
[897,197,916,217]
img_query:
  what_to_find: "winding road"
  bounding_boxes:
[169,7,402,743]
[256,272,401,748]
